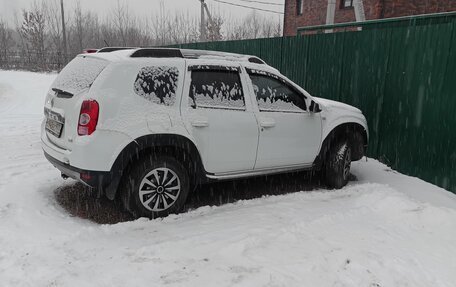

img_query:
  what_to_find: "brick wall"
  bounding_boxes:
[284,0,456,36]
[383,0,456,18]
[284,0,327,36]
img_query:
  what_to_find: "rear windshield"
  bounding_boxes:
[52,56,108,95]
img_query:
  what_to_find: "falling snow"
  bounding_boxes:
[1,70,456,286]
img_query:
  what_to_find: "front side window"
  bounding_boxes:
[248,71,307,112]
[189,69,245,110]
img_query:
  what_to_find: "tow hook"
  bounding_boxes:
[61,173,69,180]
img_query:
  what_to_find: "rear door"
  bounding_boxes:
[44,55,108,150]
[181,64,259,174]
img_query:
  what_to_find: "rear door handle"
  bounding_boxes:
[191,119,209,127]
[259,118,276,128]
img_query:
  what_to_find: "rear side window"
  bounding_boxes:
[189,70,245,110]
[134,66,179,106]
[52,56,108,95]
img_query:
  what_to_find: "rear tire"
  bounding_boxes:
[324,140,352,189]
[120,155,190,219]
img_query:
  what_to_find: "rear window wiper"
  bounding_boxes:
[52,88,74,98]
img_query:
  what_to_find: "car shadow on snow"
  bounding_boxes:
[54,171,326,225]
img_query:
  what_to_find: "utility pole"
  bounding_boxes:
[60,0,68,63]
[200,0,206,42]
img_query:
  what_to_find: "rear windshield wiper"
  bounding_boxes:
[52,88,74,98]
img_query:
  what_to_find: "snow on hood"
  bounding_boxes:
[313,97,362,114]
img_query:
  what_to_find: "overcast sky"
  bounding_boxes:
[0,0,284,25]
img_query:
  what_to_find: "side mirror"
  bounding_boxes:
[309,100,321,113]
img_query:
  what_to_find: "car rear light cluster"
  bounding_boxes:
[78,100,99,136]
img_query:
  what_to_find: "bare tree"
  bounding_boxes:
[246,11,262,39]
[43,0,65,64]
[152,1,170,46]
[166,11,199,45]
[112,0,132,46]
[206,14,223,42]
[68,4,103,54]
[225,12,282,40]
[72,0,85,52]
[0,18,15,68]
[2,0,282,71]
[19,2,47,70]
[85,12,102,48]
[274,18,282,37]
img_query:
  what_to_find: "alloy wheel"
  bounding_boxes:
[138,167,181,211]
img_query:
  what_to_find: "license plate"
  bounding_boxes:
[45,118,63,138]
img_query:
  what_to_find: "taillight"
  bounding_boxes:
[78,100,99,136]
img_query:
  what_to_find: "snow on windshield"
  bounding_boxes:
[134,66,179,106]
[52,56,108,95]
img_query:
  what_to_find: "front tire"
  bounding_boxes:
[324,140,352,189]
[120,155,190,219]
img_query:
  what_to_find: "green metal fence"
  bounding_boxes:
[172,12,456,193]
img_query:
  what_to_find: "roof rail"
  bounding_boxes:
[125,47,266,64]
[130,48,183,58]
[180,49,266,64]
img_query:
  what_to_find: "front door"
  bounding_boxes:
[245,68,322,169]
[181,64,259,174]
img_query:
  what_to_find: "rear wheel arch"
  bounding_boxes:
[104,134,206,200]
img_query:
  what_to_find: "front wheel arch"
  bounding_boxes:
[313,123,368,170]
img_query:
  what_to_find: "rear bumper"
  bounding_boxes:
[44,151,110,189]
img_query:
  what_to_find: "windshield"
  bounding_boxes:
[51,56,108,95]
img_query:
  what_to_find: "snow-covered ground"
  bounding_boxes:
[1,70,456,287]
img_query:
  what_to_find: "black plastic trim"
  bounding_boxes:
[130,48,183,58]
[312,123,368,169]
[44,152,110,188]
[98,47,137,53]
[248,57,265,64]
[104,134,207,200]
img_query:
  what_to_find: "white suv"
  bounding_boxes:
[42,48,368,218]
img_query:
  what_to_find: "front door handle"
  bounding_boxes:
[259,118,276,128]
[191,119,209,127]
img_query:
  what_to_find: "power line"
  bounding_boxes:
[210,0,284,14]
[236,0,284,6]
